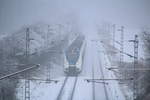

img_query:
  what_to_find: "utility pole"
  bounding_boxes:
[25,28,30,100]
[47,25,50,49]
[1,88,5,100]
[0,41,4,63]
[46,65,51,83]
[46,63,51,83]
[129,35,139,100]
[112,24,116,48]
[58,24,63,40]
[45,25,53,50]
[118,26,124,67]
[26,28,30,61]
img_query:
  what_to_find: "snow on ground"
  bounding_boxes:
[59,77,76,100]
[16,33,126,100]
[96,42,126,100]
[16,77,65,100]
[73,76,92,100]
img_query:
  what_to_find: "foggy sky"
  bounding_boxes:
[0,0,150,34]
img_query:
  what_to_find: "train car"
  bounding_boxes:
[64,35,85,76]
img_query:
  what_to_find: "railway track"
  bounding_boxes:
[91,43,109,100]
[56,76,78,100]
[98,55,109,100]
[92,64,96,100]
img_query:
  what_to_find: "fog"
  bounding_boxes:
[1,1,150,100]
[0,0,150,34]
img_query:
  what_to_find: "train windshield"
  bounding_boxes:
[65,35,84,65]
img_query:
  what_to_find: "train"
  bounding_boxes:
[64,35,85,76]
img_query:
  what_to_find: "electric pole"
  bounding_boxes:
[112,24,116,48]
[25,28,30,100]
[47,25,50,49]
[58,24,63,41]
[0,40,4,63]
[45,25,53,50]
[118,26,124,67]
[129,35,139,100]
[46,63,51,83]
[1,88,5,100]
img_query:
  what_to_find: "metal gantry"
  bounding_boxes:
[25,28,31,100]
[129,35,139,100]
[45,25,50,49]
[118,26,124,67]
[46,63,51,83]
[25,28,30,60]
[112,24,116,48]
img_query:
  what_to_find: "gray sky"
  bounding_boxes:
[0,0,150,34]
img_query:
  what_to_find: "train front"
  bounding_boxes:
[64,35,85,76]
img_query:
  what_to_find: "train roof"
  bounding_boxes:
[65,35,85,65]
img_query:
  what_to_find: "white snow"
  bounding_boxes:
[16,33,126,100]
